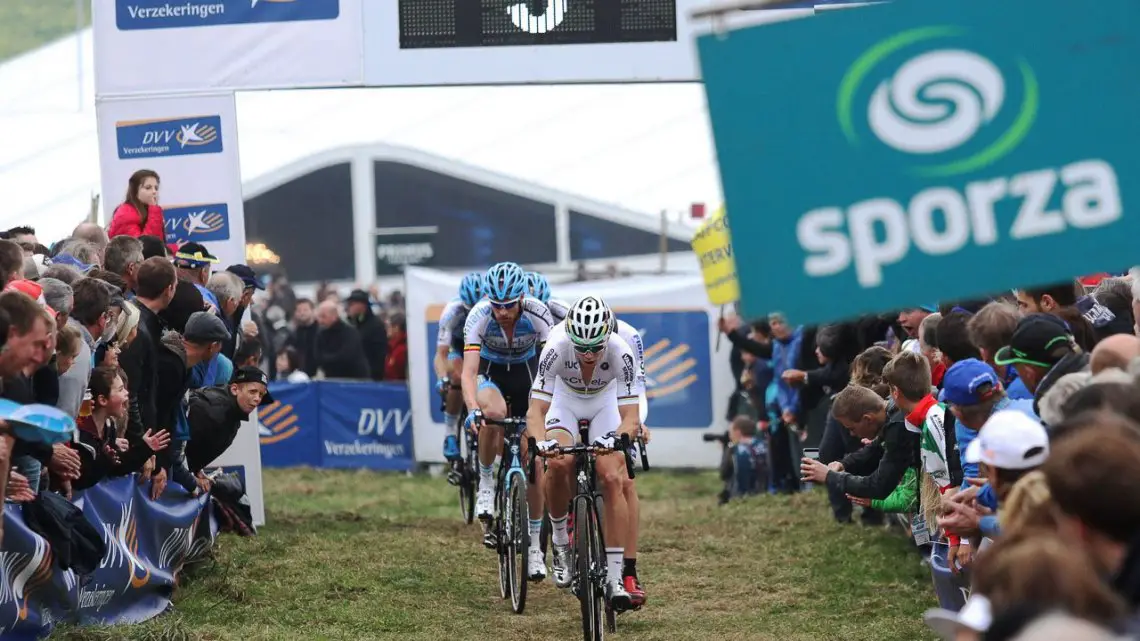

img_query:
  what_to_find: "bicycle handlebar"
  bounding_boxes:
[528,434,636,480]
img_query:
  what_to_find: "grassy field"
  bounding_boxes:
[57,468,937,641]
[0,1,88,62]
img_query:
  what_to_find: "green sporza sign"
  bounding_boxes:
[697,0,1137,325]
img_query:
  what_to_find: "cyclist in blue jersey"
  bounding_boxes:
[463,262,554,580]
[435,272,485,460]
[526,271,570,323]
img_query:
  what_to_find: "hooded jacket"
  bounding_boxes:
[185,385,251,473]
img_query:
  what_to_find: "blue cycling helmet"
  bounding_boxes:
[485,262,527,303]
[458,271,484,307]
[526,271,551,303]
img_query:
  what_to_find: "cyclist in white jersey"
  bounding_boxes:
[610,315,651,608]
[527,296,642,611]
[462,262,554,580]
[526,271,570,323]
[435,272,484,460]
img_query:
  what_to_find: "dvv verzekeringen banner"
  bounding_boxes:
[698,0,1138,325]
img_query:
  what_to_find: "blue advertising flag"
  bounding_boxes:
[698,0,1139,325]
[259,381,322,468]
[318,381,415,471]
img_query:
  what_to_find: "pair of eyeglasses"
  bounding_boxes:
[490,299,520,310]
[573,344,605,354]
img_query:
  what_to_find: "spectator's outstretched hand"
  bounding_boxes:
[846,493,871,507]
[195,472,212,494]
[718,315,741,334]
[115,438,130,452]
[143,429,171,452]
[138,456,155,484]
[150,468,167,500]
[6,471,34,502]
[800,457,830,483]
[50,444,81,480]
[781,369,807,385]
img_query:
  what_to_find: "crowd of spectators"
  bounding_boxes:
[718,276,1140,639]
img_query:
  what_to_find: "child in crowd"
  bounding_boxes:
[55,325,82,376]
[719,415,769,502]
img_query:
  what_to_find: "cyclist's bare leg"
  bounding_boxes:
[476,387,506,470]
[622,475,639,559]
[596,453,628,550]
[445,359,464,417]
[543,428,576,522]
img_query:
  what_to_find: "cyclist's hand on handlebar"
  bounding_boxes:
[639,425,652,444]
[436,377,449,395]
[536,439,561,458]
[467,409,485,434]
[591,431,617,451]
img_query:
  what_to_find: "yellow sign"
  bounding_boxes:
[690,206,740,305]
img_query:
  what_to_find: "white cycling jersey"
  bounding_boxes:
[531,326,641,441]
[436,298,468,347]
[546,298,571,324]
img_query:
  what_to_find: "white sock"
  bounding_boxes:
[529,519,543,551]
[444,414,458,436]
[606,548,624,582]
[478,464,494,490]
[551,515,569,546]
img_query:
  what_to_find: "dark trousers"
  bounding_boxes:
[819,413,882,524]
[770,422,800,493]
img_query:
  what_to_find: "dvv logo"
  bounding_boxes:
[115,115,223,159]
[117,0,340,31]
[259,400,299,444]
[163,203,231,244]
[837,27,1039,178]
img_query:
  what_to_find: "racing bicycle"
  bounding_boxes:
[531,420,635,640]
[442,379,477,525]
[484,416,533,614]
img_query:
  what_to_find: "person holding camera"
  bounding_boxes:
[716,415,770,504]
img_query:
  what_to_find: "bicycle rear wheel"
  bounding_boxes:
[507,472,529,614]
[575,497,605,641]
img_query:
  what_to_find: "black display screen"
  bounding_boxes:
[398,0,677,49]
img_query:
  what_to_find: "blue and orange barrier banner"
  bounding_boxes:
[0,475,215,638]
[258,380,415,471]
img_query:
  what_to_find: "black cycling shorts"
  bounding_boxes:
[477,358,537,421]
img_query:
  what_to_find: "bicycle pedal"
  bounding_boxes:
[482,534,497,549]
[446,472,461,486]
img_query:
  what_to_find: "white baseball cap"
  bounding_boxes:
[925,594,992,640]
[965,410,1049,470]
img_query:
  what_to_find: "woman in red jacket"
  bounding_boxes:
[108,169,165,239]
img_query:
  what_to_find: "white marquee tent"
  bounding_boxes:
[0,28,722,245]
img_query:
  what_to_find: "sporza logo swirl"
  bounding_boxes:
[837,26,1039,178]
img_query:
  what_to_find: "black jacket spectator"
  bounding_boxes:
[825,404,919,500]
[185,386,249,473]
[346,290,388,380]
[31,362,59,406]
[118,257,177,441]
[290,322,319,377]
[316,319,370,379]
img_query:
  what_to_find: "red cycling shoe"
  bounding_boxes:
[624,575,646,609]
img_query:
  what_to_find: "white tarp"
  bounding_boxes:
[92,0,364,96]
[404,267,731,469]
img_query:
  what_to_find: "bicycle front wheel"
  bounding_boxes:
[575,496,605,641]
[458,419,475,525]
[507,472,529,614]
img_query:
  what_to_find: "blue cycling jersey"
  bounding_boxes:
[436,298,469,347]
[463,297,553,364]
